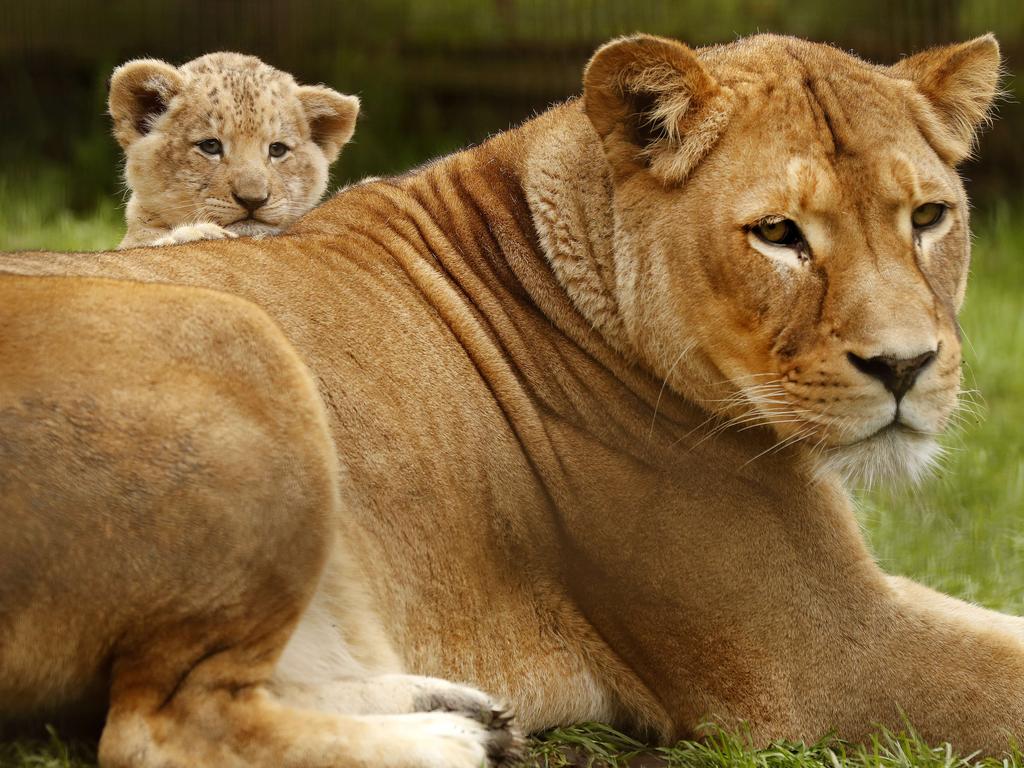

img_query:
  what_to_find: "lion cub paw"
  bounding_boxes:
[152,222,238,246]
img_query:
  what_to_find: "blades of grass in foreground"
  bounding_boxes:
[0,727,96,768]
[2,724,1021,768]
[527,723,1024,768]
[530,722,650,766]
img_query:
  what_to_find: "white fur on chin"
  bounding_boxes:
[226,220,282,238]
[815,427,944,489]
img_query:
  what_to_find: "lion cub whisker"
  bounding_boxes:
[109,52,359,249]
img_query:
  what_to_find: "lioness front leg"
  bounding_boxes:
[886,575,1024,642]
[0,275,518,767]
[839,580,1024,752]
[721,570,1024,751]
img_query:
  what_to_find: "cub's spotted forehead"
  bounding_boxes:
[172,53,302,138]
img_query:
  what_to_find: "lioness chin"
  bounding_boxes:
[2,31,1022,766]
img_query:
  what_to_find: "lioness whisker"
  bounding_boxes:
[646,341,697,449]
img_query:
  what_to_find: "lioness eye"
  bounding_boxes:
[197,138,223,156]
[911,202,946,229]
[752,218,804,248]
[269,142,289,158]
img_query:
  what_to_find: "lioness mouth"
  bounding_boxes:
[855,420,925,445]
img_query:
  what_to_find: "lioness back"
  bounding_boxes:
[108,52,359,248]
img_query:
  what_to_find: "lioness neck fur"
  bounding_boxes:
[3,32,1022,761]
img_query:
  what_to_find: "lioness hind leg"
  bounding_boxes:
[101,662,519,768]
[0,276,518,766]
[272,673,517,722]
[270,675,522,754]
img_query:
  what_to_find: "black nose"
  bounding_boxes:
[232,193,269,213]
[847,349,937,401]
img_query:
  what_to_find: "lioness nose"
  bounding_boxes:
[232,192,269,213]
[847,349,936,401]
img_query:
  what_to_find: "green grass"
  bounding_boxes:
[529,722,1024,767]
[0,729,96,768]
[1,193,1022,766]
[0,174,122,253]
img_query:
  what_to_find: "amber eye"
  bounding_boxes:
[269,142,290,158]
[196,138,223,156]
[751,217,804,248]
[911,202,946,229]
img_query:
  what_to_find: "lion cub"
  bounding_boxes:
[108,53,359,249]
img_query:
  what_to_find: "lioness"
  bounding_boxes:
[109,52,359,248]
[2,32,1020,765]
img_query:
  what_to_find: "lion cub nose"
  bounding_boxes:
[847,349,937,401]
[232,192,269,213]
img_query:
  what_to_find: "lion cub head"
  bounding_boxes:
[109,52,358,242]
[570,34,1000,484]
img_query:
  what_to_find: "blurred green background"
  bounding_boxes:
[0,0,1021,227]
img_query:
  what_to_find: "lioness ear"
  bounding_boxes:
[890,34,1001,163]
[297,86,360,164]
[583,34,731,185]
[108,59,184,150]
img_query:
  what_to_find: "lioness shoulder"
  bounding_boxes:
[108,52,359,249]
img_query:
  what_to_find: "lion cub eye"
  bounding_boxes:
[268,142,290,158]
[911,202,946,229]
[751,217,804,249]
[196,138,223,156]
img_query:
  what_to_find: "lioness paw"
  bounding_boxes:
[152,222,238,246]
[367,711,522,768]
[412,682,523,765]
[269,674,525,763]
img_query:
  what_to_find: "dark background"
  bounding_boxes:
[0,0,1020,217]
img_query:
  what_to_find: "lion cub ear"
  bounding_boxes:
[297,86,360,164]
[583,34,731,185]
[890,35,1001,163]
[108,59,184,150]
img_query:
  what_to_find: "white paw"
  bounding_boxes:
[364,711,495,768]
[406,676,509,722]
[269,674,523,763]
[152,222,238,246]
[405,677,523,763]
[408,680,522,766]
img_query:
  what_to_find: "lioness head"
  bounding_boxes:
[579,34,1001,485]
[109,52,359,237]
